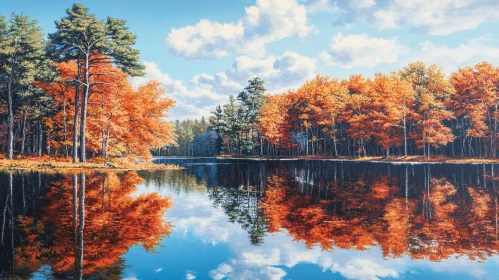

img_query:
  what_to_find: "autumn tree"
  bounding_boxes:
[450,62,499,158]
[369,73,415,157]
[400,62,455,158]
[42,61,174,159]
[49,3,144,162]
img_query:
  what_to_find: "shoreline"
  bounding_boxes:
[211,155,499,165]
[0,156,181,172]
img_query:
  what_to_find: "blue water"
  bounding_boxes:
[2,158,499,279]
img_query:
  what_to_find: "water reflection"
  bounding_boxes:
[0,171,172,279]
[2,159,499,279]
[153,158,499,276]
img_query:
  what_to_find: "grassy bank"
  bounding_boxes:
[217,155,499,164]
[0,156,180,171]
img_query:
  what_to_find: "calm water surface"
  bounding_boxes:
[1,158,499,279]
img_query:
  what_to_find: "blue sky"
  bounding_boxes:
[2,0,499,120]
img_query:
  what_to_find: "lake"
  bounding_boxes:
[1,158,499,279]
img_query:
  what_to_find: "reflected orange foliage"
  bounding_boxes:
[261,170,499,262]
[14,171,172,276]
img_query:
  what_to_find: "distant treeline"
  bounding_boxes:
[152,118,217,157]
[159,62,499,159]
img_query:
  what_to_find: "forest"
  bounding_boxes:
[0,4,174,163]
[161,62,499,159]
[2,4,499,162]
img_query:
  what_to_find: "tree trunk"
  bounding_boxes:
[80,53,90,162]
[37,121,43,156]
[73,58,82,163]
[21,114,27,155]
[63,94,68,157]
[7,79,14,159]
[403,117,408,157]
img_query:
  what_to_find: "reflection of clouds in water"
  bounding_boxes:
[135,182,240,243]
[210,259,286,280]
[136,179,497,280]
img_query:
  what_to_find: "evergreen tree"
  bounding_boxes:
[0,14,50,159]
[237,77,266,154]
[209,105,225,154]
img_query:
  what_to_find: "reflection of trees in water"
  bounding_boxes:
[139,170,208,194]
[150,159,271,245]
[155,158,499,259]
[0,171,172,279]
[260,163,499,262]
[210,185,267,246]
[209,163,268,245]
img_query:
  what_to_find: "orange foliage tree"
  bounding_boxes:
[41,59,175,159]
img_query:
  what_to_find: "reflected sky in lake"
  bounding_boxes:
[2,158,499,279]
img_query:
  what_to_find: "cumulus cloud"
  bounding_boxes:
[300,0,340,14]
[166,0,313,59]
[412,35,499,73]
[371,0,499,35]
[166,20,247,59]
[331,259,398,280]
[185,273,196,280]
[305,0,499,35]
[131,62,225,120]
[132,52,316,119]
[318,33,408,68]
[195,51,316,93]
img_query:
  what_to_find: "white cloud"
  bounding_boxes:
[331,259,399,280]
[132,52,316,119]
[166,20,247,59]
[412,35,499,73]
[305,0,499,35]
[154,268,163,273]
[166,0,313,59]
[185,273,196,280]
[209,260,287,280]
[195,52,317,94]
[319,33,408,68]
[354,0,376,9]
[131,62,230,120]
[372,0,499,35]
[300,0,340,13]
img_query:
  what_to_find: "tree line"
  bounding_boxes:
[154,77,266,157]
[207,62,499,159]
[151,117,217,157]
[0,4,174,162]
